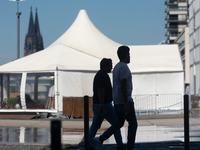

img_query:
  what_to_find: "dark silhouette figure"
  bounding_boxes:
[89,58,124,150]
[93,46,138,150]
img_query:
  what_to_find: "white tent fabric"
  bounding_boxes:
[49,9,121,63]
[0,44,101,73]
[58,71,96,110]
[132,72,184,95]
[129,45,183,73]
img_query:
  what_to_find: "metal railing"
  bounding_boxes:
[169,33,179,36]
[165,0,178,5]
[179,41,185,49]
[133,94,183,115]
[167,27,178,30]
[169,7,187,12]
[179,0,187,2]
[168,18,187,21]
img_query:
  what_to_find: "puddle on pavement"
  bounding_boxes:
[0,127,49,144]
[0,125,199,144]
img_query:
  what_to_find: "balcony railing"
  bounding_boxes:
[169,33,179,36]
[167,26,178,30]
[169,7,187,12]
[165,0,186,5]
[165,24,179,30]
[166,32,178,37]
[168,17,187,21]
[181,54,185,59]
[168,1,178,4]
[165,0,178,5]
[179,0,187,2]
[179,41,185,49]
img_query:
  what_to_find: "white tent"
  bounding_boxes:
[0,9,184,114]
[49,10,121,63]
[129,45,183,73]
[0,44,101,72]
[128,45,184,111]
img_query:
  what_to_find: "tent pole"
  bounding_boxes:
[0,74,3,108]
[55,67,59,117]
[20,73,27,109]
[7,74,10,99]
[34,75,39,102]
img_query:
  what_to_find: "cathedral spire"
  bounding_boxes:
[35,7,41,36]
[24,7,44,56]
[28,6,35,36]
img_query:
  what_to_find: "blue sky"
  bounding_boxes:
[0,0,166,64]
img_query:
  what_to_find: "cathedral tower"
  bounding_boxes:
[24,7,44,56]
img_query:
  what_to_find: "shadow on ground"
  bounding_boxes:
[64,141,200,150]
[0,141,200,150]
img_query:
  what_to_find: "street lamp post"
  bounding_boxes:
[10,0,25,59]
[16,2,21,59]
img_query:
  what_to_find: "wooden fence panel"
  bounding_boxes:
[63,97,93,118]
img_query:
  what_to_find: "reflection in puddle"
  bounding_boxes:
[0,126,50,144]
[0,125,199,144]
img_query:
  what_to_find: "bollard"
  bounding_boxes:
[184,94,189,150]
[84,95,89,150]
[51,119,62,150]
